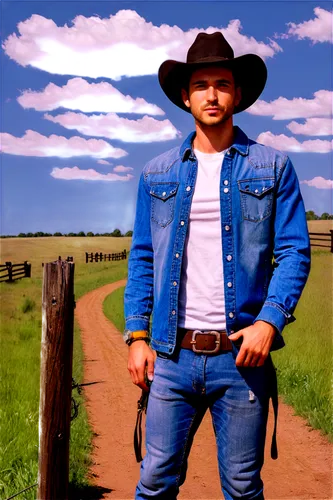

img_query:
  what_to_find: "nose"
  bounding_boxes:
[206,85,218,102]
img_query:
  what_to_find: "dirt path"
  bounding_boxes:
[76,281,332,500]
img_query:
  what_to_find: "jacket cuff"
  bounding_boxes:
[125,316,150,332]
[254,301,295,335]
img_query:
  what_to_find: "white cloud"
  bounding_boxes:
[3,11,282,79]
[256,131,333,153]
[17,78,164,115]
[247,90,332,119]
[97,159,112,165]
[113,165,133,172]
[285,7,333,44]
[44,111,180,142]
[287,118,333,136]
[51,166,134,181]
[300,177,333,189]
[0,130,127,158]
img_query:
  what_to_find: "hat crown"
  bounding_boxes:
[187,32,234,64]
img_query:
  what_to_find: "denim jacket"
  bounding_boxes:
[124,126,311,355]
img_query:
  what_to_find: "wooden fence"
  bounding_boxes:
[309,231,333,252]
[85,250,127,263]
[0,261,31,282]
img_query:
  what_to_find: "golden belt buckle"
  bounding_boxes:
[190,329,220,354]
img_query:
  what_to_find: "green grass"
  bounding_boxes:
[272,250,333,438]
[103,286,126,334]
[0,237,130,499]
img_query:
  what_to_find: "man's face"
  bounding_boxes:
[181,66,241,127]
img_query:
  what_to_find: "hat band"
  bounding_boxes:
[187,55,231,64]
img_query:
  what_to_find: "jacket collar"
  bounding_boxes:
[180,125,250,161]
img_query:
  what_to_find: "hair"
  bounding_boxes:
[181,64,239,95]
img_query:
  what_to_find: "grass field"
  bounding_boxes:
[1,225,332,497]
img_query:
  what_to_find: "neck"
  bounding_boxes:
[193,120,235,153]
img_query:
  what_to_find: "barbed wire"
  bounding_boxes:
[5,482,38,500]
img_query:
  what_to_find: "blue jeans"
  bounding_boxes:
[135,348,270,499]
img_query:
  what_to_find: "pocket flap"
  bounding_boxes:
[238,178,274,198]
[150,182,179,201]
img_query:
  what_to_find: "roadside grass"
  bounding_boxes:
[272,249,332,439]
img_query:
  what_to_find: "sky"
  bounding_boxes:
[1,1,332,235]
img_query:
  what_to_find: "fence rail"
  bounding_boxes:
[309,230,333,252]
[85,250,127,263]
[0,261,31,282]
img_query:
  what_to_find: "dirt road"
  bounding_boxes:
[75,281,332,500]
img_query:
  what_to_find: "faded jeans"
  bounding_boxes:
[135,347,270,499]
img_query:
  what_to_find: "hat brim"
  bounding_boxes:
[158,54,267,114]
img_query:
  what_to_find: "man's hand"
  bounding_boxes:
[228,321,277,367]
[127,340,156,392]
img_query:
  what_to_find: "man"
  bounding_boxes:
[123,32,311,499]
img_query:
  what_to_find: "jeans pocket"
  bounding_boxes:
[150,182,179,227]
[238,177,274,222]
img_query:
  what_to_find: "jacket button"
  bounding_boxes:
[229,312,234,318]
[175,253,180,258]
[172,310,176,315]
[224,180,229,185]
[186,186,191,191]
[224,188,229,194]
[225,225,230,231]
[227,282,232,288]
[162,191,166,196]
[173,281,177,286]
[181,221,185,226]
[226,255,232,261]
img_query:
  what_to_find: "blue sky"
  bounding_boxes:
[1,1,332,235]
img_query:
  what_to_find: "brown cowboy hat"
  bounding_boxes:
[158,31,267,114]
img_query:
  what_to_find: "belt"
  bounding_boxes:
[178,328,232,354]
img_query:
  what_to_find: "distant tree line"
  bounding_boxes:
[306,211,333,220]
[0,229,133,238]
[1,212,332,238]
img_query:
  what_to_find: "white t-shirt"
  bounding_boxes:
[178,148,227,331]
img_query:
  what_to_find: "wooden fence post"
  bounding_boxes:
[37,260,75,500]
[24,261,31,278]
[5,261,12,282]
[330,230,333,253]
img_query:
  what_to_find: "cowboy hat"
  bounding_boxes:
[158,32,267,114]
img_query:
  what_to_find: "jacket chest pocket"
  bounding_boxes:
[238,177,275,222]
[150,182,179,227]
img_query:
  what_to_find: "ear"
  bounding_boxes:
[181,88,190,108]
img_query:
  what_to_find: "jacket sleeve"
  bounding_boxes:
[124,170,154,333]
[254,156,311,336]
